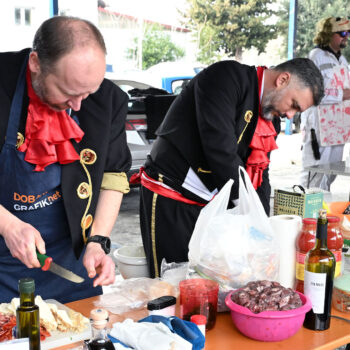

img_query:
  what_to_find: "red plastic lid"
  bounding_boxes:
[190,314,207,325]
[303,218,317,224]
[327,216,340,223]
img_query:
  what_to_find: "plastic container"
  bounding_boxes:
[295,218,317,293]
[179,278,219,330]
[225,291,311,342]
[332,274,350,313]
[147,296,176,316]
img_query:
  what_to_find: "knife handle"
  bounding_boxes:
[36,252,52,271]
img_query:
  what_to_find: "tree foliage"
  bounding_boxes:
[182,0,278,63]
[278,0,350,60]
[127,24,185,70]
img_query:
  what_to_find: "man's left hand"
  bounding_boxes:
[83,243,115,287]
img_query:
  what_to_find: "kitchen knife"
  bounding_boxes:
[36,252,84,283]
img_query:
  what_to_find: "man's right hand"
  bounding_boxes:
[343,88,350,101]
[0,205,45,268]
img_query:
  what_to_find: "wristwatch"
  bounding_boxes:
[86,235,111,254]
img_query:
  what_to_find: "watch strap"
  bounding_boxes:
[86,235,111,254]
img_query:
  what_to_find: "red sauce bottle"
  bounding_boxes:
[295,218,316,294]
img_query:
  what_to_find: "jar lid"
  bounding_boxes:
[302,218,317,224]
[190,314,207,325]
[147,296,176,310]
[327,216,340,223]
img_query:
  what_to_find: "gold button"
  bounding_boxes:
[80,149,97,165]
[77,182,91,199]
[16,132,24,149]
[244,110,253,123]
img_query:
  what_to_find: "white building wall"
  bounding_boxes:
[0,0,50,51]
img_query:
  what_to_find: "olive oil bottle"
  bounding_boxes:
[16,278,40,350]
[303,209,335,331]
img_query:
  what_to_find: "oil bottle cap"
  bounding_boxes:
[18,278,35,293]
[90,308,109,329]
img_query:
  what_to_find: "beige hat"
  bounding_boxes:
[329,17,350,32]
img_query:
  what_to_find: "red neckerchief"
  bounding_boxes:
[245,66,278,189]
[18,66,84,171]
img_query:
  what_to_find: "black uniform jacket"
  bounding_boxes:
[0,49,131,257]
[151,60,280,212]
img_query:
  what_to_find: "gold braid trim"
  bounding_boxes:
[150,173,163,278]
[80,160,93,244]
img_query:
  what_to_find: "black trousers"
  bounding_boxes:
[140,184,202,278]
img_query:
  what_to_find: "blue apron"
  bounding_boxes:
[0,57,102,303]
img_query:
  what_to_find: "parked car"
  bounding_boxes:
[144,62,205,94]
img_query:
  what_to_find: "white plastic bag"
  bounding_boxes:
[188,166,279,292]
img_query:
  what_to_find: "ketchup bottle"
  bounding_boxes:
[295,218,316,294]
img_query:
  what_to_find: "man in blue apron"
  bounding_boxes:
[0,16,131,303]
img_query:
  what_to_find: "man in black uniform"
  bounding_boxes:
[140,58,324,277]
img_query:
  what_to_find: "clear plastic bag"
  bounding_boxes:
[188,167,280,311]
[95,277,177,315]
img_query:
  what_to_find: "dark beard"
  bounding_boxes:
[261,104,275,121]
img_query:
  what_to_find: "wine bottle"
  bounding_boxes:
[303,209,335,331]
[16,278,40,350]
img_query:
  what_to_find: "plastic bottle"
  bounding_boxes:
[295,218,317,294]
[84,308,114,350]
[303,209,336,331]
[16,278,40,350]
[190,314,206,337]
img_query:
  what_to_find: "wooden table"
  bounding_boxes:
[52,295,350,350]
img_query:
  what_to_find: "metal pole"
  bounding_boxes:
[285,0,298,135]
[49,0,59,17]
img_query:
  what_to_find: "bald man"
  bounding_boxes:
[0,16,131,302]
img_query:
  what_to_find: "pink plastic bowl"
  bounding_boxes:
[225,290,312,342]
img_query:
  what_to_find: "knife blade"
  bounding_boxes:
[36,252,84,283]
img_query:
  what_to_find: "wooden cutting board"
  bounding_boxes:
[41,299,92,350]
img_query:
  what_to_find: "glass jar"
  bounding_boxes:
[295,218,317,293]
[327,216,343,278]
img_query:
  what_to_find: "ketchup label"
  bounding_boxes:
[296,252,306,281]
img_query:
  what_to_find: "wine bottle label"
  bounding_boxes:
[304,270,326,314]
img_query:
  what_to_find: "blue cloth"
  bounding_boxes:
[139,315,205,350]
[0,55,101,303]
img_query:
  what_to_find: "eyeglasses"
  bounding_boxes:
[335,31,350,38]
